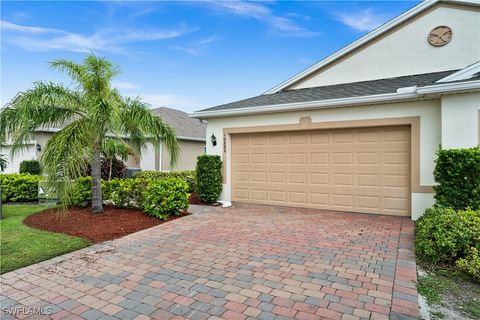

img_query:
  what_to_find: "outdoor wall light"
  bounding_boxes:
[211,133,217,146]
[36,143,41,152]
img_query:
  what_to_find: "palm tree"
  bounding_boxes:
[0,54,179,213]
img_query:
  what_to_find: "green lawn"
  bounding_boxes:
[0,204,90,274]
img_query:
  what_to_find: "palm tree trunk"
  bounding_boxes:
[108,158,113,181]
[91,144,103,213]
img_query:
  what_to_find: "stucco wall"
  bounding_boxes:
[161,139,205,171]
[441,92,480,148]
[206,99,443,219]
[0,144,36,173]
[291,4,480,89]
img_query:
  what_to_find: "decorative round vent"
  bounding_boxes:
[428,26,452,47]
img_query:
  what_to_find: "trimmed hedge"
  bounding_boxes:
[66,176,92,207]
[195,155,222,204]
[19,160,41,175]
[142,178,189,220]
[134,170,196,193]
[103,178,146,208]
[415,207,480,265]
[0,174,42,202]
[67,176,189,220]
[456,247,480,282]
[433,147,480,210]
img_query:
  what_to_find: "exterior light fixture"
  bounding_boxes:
[211,133,217,146]
[36,143,41,152]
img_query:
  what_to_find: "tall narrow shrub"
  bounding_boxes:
[196,155,222,203]
[433,147,480,210]
[19,160,41,175]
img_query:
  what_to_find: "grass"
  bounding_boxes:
[417,269,462,304]
[417,265,480,319]
[0,204,90,274]
[462,300,480,319]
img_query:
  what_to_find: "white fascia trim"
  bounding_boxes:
[190,91,418,119]
[436,61,480,83]
[416,80,480,94]
[264,0,480,94]
[177,136,206,142]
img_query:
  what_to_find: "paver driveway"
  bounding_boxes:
[1,204,419,320]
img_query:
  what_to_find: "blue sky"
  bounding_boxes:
[1,1,418,113]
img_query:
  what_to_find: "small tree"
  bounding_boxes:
[102,139,131,180]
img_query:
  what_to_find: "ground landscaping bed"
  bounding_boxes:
[24,206,189,243]
[418,265,480,319]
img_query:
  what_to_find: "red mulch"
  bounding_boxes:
[23,206,189,243]
[188,192,204,205]
[188,192,221,206]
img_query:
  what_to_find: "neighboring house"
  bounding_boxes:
[1,106,206,173]
[146,107,206,171]
[191,0,480,220]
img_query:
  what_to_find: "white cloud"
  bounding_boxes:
[172,35,220,56]
[1,20,195,55]
[112,81,138,90]
[335,8,391,32]
[207,0,316,37]
[0,20,60,33]
[127,93,194,109]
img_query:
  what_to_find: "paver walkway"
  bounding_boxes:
[1,204,419,320]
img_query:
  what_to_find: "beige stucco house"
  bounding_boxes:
[192,0,480,220]
[2,107,206,173]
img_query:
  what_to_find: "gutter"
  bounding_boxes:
[190,80,480,119]
[416,80,480,94]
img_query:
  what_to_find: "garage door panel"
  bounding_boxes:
[357,195,381,209]
[289,134,308,144]
[231,126,411,216]
[289,191,308,203]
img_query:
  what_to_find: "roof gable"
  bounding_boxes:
[265,0,480,93]
[152,107,206,140]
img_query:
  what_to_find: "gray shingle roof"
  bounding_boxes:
[199,70,463,112]
[152,107,206,140]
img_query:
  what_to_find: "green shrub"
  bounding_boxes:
[0,174,42,202]
[66,176,92,207]
[19,160,42,175]
[456,247,480,282]
[135,170,196,193]
[142,178,189,220]
[195,155,222,203]
[433,147,480,210]
[415,207,480,264]
[103,178,146,208]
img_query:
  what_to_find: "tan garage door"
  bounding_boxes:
[231,126,411,216]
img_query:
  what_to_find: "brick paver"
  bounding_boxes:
[0,204,419,319]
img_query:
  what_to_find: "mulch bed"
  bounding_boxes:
[189,192,221,206]
[24,206,189,243]
[189,192,204,205]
